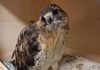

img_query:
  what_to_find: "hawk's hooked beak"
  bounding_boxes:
[48,17,53,24]
[40,16,53,31]
[41,16,53,25]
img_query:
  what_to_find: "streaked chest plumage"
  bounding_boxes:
[29,28,67,70]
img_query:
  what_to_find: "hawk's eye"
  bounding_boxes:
[53,9,58,15]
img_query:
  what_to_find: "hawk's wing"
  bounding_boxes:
[11,23,41,70]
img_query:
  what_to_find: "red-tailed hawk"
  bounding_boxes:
[12,4,69,70]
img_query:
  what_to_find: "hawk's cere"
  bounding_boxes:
[11,4,69,70]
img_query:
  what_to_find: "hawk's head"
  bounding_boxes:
[39,4,69,31]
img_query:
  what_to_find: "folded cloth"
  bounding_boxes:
[59,55,100,70]
[1,55,100,70]
[0,61,16,70]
